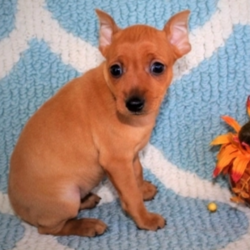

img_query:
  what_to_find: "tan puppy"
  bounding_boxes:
[8,9,191,237]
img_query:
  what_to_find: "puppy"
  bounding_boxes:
[8,9,191,237]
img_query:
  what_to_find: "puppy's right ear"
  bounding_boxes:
[95,9,120,57]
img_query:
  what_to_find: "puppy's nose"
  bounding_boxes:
[126,96,145,113]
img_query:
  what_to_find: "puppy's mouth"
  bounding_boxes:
[129,110,146,116]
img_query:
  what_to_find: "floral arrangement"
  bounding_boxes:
[211,96,250,204]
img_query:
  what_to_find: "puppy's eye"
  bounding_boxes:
[150,62,165,75]
[110,64,123,78]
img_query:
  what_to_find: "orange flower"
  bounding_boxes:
[247,96,250,117]
[211,116,250,183]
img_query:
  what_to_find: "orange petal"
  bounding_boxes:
[230,196,244,203]
[232,187,242,194]
[222,165,231,175]
[213,164,231,177]
[213,166,222,177]
[241,191,250,199]
[217,143,237,160]
[218,151,237,166]
[211,134,231,145]
[231,157,249,183]
[213,152,237,177]
[221,116,241,133]
[247,96,250,117]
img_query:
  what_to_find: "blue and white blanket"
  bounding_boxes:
[1,0,250,249]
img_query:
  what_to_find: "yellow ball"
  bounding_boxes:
[207,202,217,212]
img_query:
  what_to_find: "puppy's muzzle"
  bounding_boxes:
[126,96,145,113]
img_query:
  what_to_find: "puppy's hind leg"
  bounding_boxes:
[79,193,101,210]
[37,189,106,237]
[39,218,107,237]
[59,218,107,237]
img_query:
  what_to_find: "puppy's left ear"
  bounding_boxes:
[164,10,191,59]
[95,9,120,57]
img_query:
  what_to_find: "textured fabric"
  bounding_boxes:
[1,0,250,249]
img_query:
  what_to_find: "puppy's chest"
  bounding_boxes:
[95,123,152,155]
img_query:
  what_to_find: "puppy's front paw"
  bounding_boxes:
[137,213,166,231]
[141,181,157,201]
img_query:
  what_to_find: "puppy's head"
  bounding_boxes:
[96,9,191,116]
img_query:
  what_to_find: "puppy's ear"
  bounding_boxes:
[95,9,120,57]
[164,10,191,59]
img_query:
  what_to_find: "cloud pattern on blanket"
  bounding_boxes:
[0,0,250,249]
